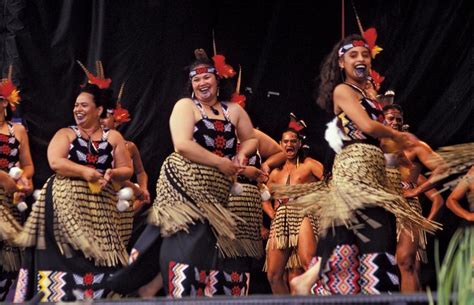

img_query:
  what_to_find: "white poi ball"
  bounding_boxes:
[230,182,243,195]
[118,187,134,200]
[9,167,23,180]
[16,201,28,212]
[32,189,41,201]
[116,199,130,212]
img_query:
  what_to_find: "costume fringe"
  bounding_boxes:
[386,167,428,262]
[218,184,263,258]
[15,175,130,267]
[0,188,23,271]
[148,153,241,258]
[273,144,441,239]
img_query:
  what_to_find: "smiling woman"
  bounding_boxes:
[13,62,134,302]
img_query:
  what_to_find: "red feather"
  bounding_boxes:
[113,105,131,124]
[231,92,246,108]
[0,79,15,98]
[370,69,385,87]
[87,73,112,89]
[363,28,377,51]
[212,55,236,79]
[288,121,304,132]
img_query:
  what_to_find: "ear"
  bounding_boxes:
[97,106,103,117]
[338,57,345,69]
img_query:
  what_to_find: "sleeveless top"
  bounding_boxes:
[0,122,20,171]
[67,126,114,174]
[337,82,385,146]
[237,150,262,185]
[192,99,237,159]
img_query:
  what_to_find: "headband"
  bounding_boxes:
[189,66,216,79]
[338,40,370,57]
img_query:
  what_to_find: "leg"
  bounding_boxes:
[289,257,322,295]
[297,217,318,270]
[266,241,292,294]
[137,273,163,298]
[396,230,420,292]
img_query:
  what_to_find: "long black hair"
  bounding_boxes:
[314,34,367,113]
[79,83,115,118]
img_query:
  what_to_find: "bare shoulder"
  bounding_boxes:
[107,129,125,145]
[304,157,323,168]
[174,98,194,108]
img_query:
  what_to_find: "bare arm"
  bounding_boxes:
[412,142,448,195]
[15,125,34,179]
[418,174,444,220]
[255,129,285,173]
[446,176,474,221]
[128,142,148,189]
[230,103,258,164]
[262,170,278,219]
[308,159,324,180]
[105,130,133,182]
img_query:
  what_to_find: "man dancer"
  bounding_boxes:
[383,104,445,292]
[264,121,323,294]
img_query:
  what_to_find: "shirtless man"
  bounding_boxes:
[383,104,446,292]
[264,126,323,294]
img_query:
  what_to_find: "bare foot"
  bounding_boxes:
[289,258,321,295]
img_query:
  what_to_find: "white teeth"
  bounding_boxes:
[355,64,366,69]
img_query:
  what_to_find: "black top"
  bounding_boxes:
[67,126,114,174]
[0,122,20,171]
[192,99,237,159]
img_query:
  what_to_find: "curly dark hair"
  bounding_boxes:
[79,83,115,118]
[314,34,367,113]
[182,50,234,102]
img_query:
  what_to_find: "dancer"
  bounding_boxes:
[0,66,34,301]
[383,103,445,292]
[147,49,257,297]
[275,34,438,295]
[265,117,323,294]
[218,128,285,295]
[13,61,133,302]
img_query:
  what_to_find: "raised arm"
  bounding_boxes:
[410,141,448,195]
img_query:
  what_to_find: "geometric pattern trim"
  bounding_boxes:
[37,270,67,302]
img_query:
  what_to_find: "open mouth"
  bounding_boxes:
[354,64,367,78]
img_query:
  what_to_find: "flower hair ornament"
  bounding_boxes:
[0,65,21,112]
[77,60,112,89]
[107,82,131,125]
[212,31,236,79]
[230,66,246,108]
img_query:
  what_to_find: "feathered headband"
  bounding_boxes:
[106,82,131,125]
[189,32,237,79]
[0,65,21,111]
[288,113,307,139]
[230,65,246,108]
[77,60,112,89]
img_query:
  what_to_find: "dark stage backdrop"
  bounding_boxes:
[0,0,472,289]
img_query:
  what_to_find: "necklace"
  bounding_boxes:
[344,81,367,97]
[78,126,101,153]
[198,100,220,115]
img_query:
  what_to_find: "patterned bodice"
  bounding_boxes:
[237,150,262,185]
[337,83,385,145]
[0,122,20,171]
[68,126,114,174]
[192,99,237,158]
